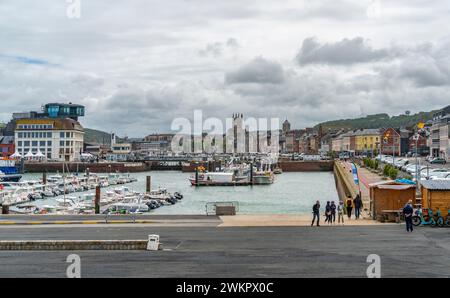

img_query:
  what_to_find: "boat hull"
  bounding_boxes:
[0,174,22,182]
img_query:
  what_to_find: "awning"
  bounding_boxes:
[10,151,22,158]
[24,151,35,158]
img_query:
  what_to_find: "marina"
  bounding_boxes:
[1,170,338,215]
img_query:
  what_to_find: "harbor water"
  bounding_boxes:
[21,171,338,215]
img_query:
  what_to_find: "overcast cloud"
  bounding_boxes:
[0,0,450,136]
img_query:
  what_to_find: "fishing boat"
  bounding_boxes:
[252,170,275,185]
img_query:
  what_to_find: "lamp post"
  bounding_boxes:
[415,134,419,188]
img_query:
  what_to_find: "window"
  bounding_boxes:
[40,141,46,147]
[18,132,23,138]
[66,132,70,138]
[60,141,64,147]
[18,141,22,146]
[47,141,52,146]
[24,141,30,147]
[60,132,65,138]
[47,132,52,138]
[32,141,38,147]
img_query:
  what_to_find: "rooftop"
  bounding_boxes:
[420,180,450,190]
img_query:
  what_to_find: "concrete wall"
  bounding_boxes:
[0,240,148,250]
[279,161,334,172]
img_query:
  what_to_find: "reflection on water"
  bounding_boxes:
[22,171,338,215]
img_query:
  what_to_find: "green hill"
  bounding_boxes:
[316,111,436,131]
[84,128,111,145]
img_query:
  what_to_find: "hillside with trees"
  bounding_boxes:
[315,110,436,131]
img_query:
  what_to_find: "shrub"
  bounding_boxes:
[388,167,398,180]
[383,164,392,177]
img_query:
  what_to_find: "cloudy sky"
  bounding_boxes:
[1,0,449,136]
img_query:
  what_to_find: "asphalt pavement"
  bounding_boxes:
[0,224,449,278]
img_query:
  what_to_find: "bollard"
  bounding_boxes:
[2,205,9,215]
[146,176,151,193]
[250,162,254,185]
[195,166,199,186]
[95,186,100,214]
[147,235,160,251]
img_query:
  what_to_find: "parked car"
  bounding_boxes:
[429,172,450,180]
[429,157,447,164]
[421,168,450,179]
[394,158,409,169]
[407,165,427,175]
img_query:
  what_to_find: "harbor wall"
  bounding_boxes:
[182,161,334,172]
[23,160,334,173]
[278,161,334,172]
[333,162,359,202]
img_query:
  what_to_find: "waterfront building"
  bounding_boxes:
[0,136,15,158]
[430,105,450,160]
[107,143,132,161]
[341,131,356,153]
[408,134,429,156]
[353,129,381,155]
[381,127,401,156]
[12,103,86,162]
[331,134,344,153]
[14,118,84,161]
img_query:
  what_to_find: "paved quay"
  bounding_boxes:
[0,213,388,227]
[0,214,222,227]
[0,225,449,278]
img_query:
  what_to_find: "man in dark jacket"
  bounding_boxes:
[403,200,414,232]
[330,201,337,224]
[311,200,320,227]
[353,194,363,219]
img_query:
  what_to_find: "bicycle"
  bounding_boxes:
[412,208,435,226]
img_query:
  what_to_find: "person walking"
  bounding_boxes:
[346,196,353,219]
[353,194,363,220]
[338,201,345,225]
[330,201,337,224]
[324,201,332,224]
[403,200,414,232]
[311,200,321,227]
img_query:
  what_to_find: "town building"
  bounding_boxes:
[430,105,450,160]
[0,136,15,158]
[13,103,85,162]
[341,131,356,153]
[107,143,132,161]
[353,129,381,155]
[15,118,84,161]
[331,134,344,153]
[381,128,401,156]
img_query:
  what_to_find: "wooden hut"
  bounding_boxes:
[420,180,450,217]
[369,181,416,220]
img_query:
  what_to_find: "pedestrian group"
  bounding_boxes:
[311,194,363,226]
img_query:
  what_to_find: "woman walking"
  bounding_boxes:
[346,196,353,219]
